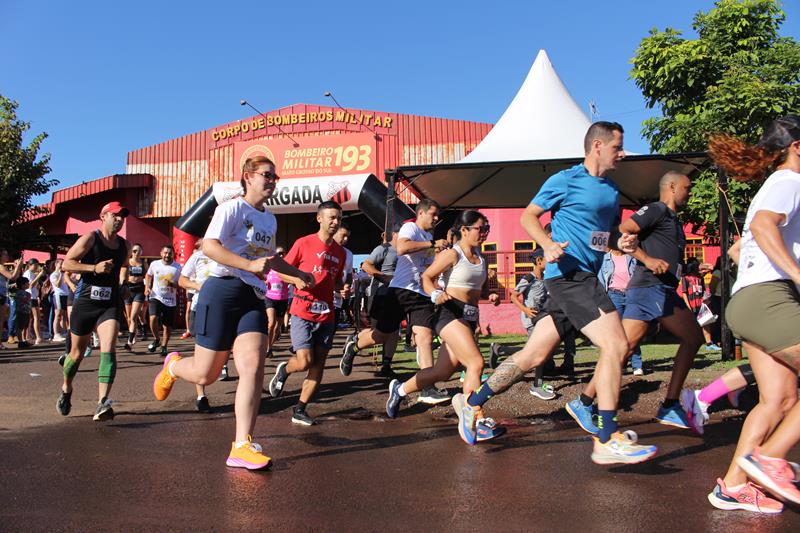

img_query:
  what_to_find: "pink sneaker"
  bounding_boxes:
[737,447,800,504]
[707,478,783,513]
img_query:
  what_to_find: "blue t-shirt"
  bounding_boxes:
[531,164,620,279]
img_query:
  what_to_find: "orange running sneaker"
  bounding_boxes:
[153,352,181,400]
[226,436,272,470]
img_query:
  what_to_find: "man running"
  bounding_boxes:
[267,201,346,426]
[567,171,704,434]
[451,122,657,463]
[57,201,130,421]
[145,245,181,357]
[340,199,451,404]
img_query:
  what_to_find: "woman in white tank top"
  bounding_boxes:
[384,210,502,445]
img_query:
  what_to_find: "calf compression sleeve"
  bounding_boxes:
[98,352,116,384]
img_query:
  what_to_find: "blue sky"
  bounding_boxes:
[3,1,798,204]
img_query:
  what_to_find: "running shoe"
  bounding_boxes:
[180,331,192,340]
[529,382,556,400]
[375,365,399,380]
[93,398,114,421]
[451,393,477,445]
[339,334,357,376]
[707,478,783,513]
[705,343,722,351]
[57,354,66,367]
[196,396,212,413]
[153,352,182,401]
[656,403,691,429]
[52,334,66,343]
[385,379,403,418]
[83,344,92,358]
[226,436,272,470]
[489,342,502,369]
[56,390,72,416]
[632,368,644,376]
[147,339,160,354]
[680,388,707,435]
[565,397,598,434]
[268,361,288,398]
[125,332,136,350]
[476,415,506,442]
[591,431,657,465]
[737,448,800,505]
[219,364,230,382]
[291,408,315,426]
[418,387,449,405]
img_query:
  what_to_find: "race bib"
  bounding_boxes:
[270,282,284,292]
[90,286,112,301]
[309,300,331,314]
[463,303,479,322]
[589,231,610,252]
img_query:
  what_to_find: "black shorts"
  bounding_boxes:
[265,298,288,317]
[194,276,268,351]
[434,299,479,336]
[30,298,40,309]
[124,283,146,305]
[55,295,68,310]
[374,287,435,334]
[148,299,176,328]
[543,271,617,337]
[70,300,122,336]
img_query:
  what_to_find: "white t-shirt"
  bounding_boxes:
[182,250,213,311]
[732,169,800,294]
[204,196,277,297]
[49,271,69,298]
[389,221,435,295]
[147,260,182,307]
[23,270,39,300]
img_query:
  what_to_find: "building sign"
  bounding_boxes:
[211,109,394,141]
[211,173,372,214]
[233,133,377,178]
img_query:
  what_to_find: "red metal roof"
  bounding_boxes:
[26,174,153,221]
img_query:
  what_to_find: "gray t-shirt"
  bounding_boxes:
[514,273,548,330]
[367,243,398,296]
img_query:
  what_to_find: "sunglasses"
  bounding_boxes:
[467,225,491,234]
[253,170,280,182]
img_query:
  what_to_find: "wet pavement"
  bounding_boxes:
[1,333,799,531]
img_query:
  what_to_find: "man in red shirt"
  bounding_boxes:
[268,201,346,425]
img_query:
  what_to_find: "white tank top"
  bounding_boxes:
[442,244,486,290]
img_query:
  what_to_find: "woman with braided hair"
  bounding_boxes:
[706,115,800,513]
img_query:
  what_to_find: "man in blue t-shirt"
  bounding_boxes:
[453,121,657,465]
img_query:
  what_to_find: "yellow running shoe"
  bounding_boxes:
[226,436,272,470]
[153,352,181,401]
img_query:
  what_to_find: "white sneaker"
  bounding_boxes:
[52,335,66,343]
[91,332,100,348]
[632,368,644,376]
[418,387,449,405]
[680,388,708,435]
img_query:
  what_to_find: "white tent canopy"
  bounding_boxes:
[396,50,709,209]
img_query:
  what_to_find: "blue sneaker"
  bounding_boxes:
[451,393,477,445]
[565,397,598,435]
[656,403,690,429]
[591,431,657,465]
[705,343,722,351]
[476,416,506,442]
[386,379,402,418]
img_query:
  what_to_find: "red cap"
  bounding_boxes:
[100,201,129,217]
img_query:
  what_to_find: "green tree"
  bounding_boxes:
[630,0,800,235]
[0,95,57,250]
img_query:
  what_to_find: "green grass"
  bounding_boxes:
[363,333,746,375]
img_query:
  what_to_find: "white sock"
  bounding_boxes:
[167,360,178,378]
[397,383,408,397]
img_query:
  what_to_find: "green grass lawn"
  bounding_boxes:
[363,333,746,376]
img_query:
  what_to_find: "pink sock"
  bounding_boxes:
[698,377,733,405]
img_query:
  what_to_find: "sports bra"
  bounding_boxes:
[441,244,486,290]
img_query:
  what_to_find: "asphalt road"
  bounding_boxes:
[1,332,798,532]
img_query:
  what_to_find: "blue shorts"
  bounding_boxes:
[194,276,267,351]
[623,284,686,322]
[290,314,336,351]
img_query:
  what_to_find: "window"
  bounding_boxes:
[482,242,497,268]
[684,238,705,263]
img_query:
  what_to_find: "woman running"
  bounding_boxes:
[705,115,800,513]
[152,156,314,470]
[385,210,502,444]
[124,244,147,350]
